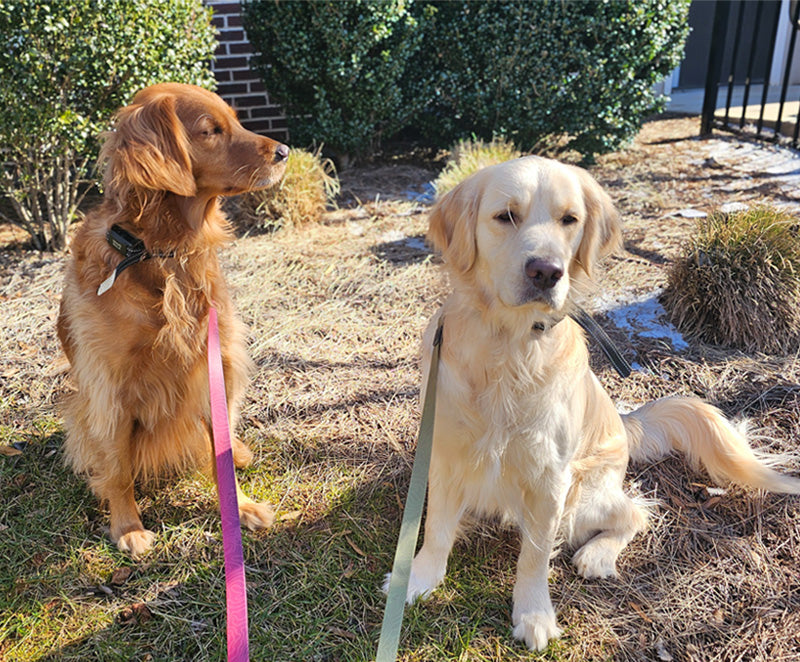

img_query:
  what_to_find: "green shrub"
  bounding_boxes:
[0,0,217,251]
[243,0,429,166]
[411,0,690,160]
[433,136,522,197]
[238,148,339,231]
[662,207,800,354]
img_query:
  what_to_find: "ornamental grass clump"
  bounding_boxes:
[239,148,339,231]
[662,206,800,354]
[433,136,522,198]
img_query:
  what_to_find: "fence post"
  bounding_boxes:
[701,0,732,136]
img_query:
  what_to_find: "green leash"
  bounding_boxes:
[376,318,443,662]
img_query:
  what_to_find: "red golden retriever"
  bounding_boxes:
[57,83,288,557]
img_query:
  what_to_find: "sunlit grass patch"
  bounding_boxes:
[433,136,522,198]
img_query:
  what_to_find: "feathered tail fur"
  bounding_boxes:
[623,396,800,494]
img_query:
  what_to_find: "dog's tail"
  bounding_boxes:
[622,396,800,494]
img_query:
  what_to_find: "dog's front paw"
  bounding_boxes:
[382,557,445,604]
[116,529,156,558]
[512,609,562,651]
[238,501,275,530]
[572,539,620,580]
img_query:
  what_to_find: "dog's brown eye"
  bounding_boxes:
[495,210,516,224]
[561,214,578,225]
[213,126,223,135]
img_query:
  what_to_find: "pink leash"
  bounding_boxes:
[207,306,250,662]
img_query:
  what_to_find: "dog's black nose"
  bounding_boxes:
[525,258,564,290]
[274,143,290,162]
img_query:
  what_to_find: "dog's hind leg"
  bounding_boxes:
[568,470,648,579]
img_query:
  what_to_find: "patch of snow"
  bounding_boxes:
[403,182,436,204]
[673,208,707,219]
[378,230,429,252]
[380,229,405,243]
[404,236,428,251]
[719,201,749,214]
[596,289,688,351]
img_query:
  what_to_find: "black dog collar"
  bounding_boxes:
[97,224,175,295]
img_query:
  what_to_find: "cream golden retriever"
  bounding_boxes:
[391,156,800,650]
[57,83,288,557]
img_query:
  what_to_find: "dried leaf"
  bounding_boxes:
[110,567,133,585]
[0,446,22,457]
[118,602,152,626]
[345,535,366,557]
[629,601,652,623]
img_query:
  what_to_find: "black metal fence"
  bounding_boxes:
[701,0,800,147]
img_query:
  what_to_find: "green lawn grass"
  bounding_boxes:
[0,424,561,662]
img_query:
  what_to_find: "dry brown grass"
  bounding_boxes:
[2,116,800,661]
[236,147,340,231]
[432,136,521,197]
[662,206,800,354]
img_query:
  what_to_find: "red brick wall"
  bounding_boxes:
[206,1,288,141]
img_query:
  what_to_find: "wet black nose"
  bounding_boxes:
[524,258,564,290]
[274,143,290,163]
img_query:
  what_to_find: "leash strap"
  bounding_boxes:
[376,319,444,662]
[207,306,250,662]
[570,306,632,378]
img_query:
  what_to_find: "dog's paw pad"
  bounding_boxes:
[116,529,156,558]
[572,542,620,579]
[239,501,275,530]
[512,610,562,651]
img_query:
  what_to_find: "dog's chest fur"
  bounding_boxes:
[434,310,589,515]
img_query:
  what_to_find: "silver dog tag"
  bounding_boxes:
[97,271,116,296]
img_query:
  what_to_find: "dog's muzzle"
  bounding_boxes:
[519,257,567,308]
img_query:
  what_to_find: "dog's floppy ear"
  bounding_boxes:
[101,94,196,197]
[427,179,481,275]
[573,167,621,279]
